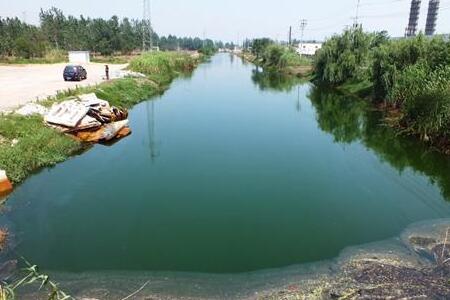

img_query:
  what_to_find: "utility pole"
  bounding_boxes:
[142,0,153,51]
[299,19,307,56]
[289,26,292,46]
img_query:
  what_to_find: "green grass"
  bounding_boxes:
[129,51,198,84]
[0,115,84,184]
[0,51,201,185]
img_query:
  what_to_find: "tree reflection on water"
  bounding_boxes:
[308,86,450,200]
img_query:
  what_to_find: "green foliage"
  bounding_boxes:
[251,38,272,59]
[198,44,217,57]
[0,115,84,184]
[128,52,197,84]
[313,27,387,85]
[0,8,224,59]
[372,34,450,101]
[95,78,161,108]
[313,28,450,146]
[393,65,450,138]
[248,39,311,72]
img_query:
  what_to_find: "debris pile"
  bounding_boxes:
[0,170,13,197]
[43,93,131,143]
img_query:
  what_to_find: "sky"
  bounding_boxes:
[1,0,450,42]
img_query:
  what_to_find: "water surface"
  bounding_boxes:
[2,54,450,274]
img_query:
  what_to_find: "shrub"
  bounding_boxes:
[313,27,383,85]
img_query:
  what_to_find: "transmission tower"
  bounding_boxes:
[142,0,153,51]
[425,0,440,36]
[405,0,421,37]
[354,0,361,27]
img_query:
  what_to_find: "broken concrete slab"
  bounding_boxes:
[45,100,89,128]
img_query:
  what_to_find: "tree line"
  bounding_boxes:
[314,27,450,149]
[0,7,229,58]
[246,38,310,70]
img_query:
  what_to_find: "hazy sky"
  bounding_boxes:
[1,0,450,42]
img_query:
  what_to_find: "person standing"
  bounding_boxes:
[105,65,110,80]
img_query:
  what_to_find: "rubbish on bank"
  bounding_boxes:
[42,94,130,143]
[75,120,129,142]
[79,93,110,108]
[15,103,48,117]
[0,170,13,196]
[45,100,89,128]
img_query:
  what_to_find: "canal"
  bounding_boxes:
[1,54,450,288]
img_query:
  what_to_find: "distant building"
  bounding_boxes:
[68,51,90,64]
[297,43,322,56]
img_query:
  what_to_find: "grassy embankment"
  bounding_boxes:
[0,51,200,184]
[313,28,450,154]
[240,41,313,77]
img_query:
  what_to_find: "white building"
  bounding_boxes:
[68,51,90,64]
[297,43,322,56]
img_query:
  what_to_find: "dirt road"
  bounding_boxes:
[0,63,127,111]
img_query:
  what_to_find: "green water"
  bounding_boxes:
[2,54,450,274]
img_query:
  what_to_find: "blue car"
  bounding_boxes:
[63,65,87,81]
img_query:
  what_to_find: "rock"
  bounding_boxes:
[0,170,13,196]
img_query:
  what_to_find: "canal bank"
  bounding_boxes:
[1,54,450,298]
[0,51,203,188]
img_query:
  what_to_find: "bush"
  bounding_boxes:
[372,35,450,101]
[313,27,385,85]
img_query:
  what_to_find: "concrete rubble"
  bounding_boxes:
[12,93,131,146]
[40,93,130,143]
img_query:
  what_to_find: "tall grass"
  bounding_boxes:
[128,52,197,84]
